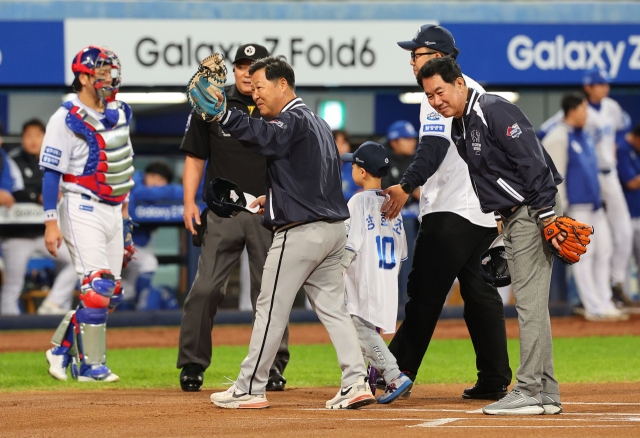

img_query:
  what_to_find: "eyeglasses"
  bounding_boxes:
[410,51,437,61]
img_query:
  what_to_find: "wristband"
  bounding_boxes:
[400,181,412,194]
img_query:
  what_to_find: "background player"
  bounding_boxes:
[341,141,412,404]
[42,46,135,382]
[178,43,289,393]
[539,69,633,305]
[121,160,182,310]
[381,25,511,400]
[0,119,77,315]
[617,122,640,306]
[542,94,626,321]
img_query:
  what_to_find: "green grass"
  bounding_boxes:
[2,336,639,392]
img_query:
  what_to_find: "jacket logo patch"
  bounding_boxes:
[423,124,445,132]
[269,119,284,128]
[44,146,62,157]
[426,112,441,121]
[506,123,522,139]
[471,130,481,155]
[79,204,94,212]
[42,155,60,166]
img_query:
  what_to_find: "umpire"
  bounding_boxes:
[178,44,289,392]
[419,56,563,415]
[381,25,511,400]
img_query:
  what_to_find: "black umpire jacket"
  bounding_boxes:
[451,88,563,220]
[219,97,349,230]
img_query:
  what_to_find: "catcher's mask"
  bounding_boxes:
[479,235,511,288]
[205,178,258,218]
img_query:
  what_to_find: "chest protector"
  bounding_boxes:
[61,101,135,204]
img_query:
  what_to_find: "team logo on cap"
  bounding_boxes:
[385,158,389,163]
[244,46,256,56]
[506,123,522,139]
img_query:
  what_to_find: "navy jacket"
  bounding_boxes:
[219,97,349,229]
[451,88,562,219]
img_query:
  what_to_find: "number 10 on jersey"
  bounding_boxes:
[376,236,396,270]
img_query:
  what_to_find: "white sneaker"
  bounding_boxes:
[46,348,68,381]
[585,308,630,322]
[210,384,270,409]
[326,376,375,409]
[37,301,68,315]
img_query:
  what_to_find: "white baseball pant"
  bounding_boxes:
[59,192,124,281]
[567,204,616,316]
[0,237,77,315]
[598,171,633,287]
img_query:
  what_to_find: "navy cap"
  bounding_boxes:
[341,141,390,177]
[397,25,458,59]
[387,120,418,140]
[583,68,611,86]
[233,44,270,64]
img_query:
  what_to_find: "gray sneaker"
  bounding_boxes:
[482,389,544,415]
[541,392,563,414]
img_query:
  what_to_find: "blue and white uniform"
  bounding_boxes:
[543,122,617,318]
[42,94,134,382]
[616,135,640,292]
[540,97,631,290]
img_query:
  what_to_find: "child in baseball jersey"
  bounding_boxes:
[340,141,412,404]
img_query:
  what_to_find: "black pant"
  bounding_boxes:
[388,212,512,388]
[177,211,289,374]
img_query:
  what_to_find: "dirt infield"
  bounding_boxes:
[2,383,640,437]
[2,316,640,436]
[2,315,640,353]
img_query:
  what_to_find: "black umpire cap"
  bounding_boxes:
[233,44,270,64]
[397,25,459,59]
[205,178,259,218]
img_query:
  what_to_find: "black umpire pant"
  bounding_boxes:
[388,212,511,388]
[177,211,289,374]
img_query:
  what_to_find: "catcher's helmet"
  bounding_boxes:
[71,46,121,99]
[479,235,511,288]
[205,178,258,218]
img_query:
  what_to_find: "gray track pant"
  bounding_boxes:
[351,315,401,382]
[235,221,367,395]
[502,195,562,397]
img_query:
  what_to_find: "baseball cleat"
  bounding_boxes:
[210,385,270,409]
[377,373,413,404]
[541,392,563,414]
[462,383,509,400]
[326,376,375,410]
[77,364,120,382]
[482,389,544,415]
[46,348,69,381]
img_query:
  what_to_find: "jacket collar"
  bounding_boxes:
[462,87,481,119]
[280,97,305,114]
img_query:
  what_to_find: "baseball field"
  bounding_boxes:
[2,316,640,437]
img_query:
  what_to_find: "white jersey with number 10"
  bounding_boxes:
[344,190,408,334]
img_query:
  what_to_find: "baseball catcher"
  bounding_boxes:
[187,53,228,122]
[543,215,594,265]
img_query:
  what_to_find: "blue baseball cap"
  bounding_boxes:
[397,24,459,59]
[341,141,390,177]
[583,68,611,86]
[387,120,418,140]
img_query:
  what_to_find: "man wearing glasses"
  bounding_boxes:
[380,25,512,400]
